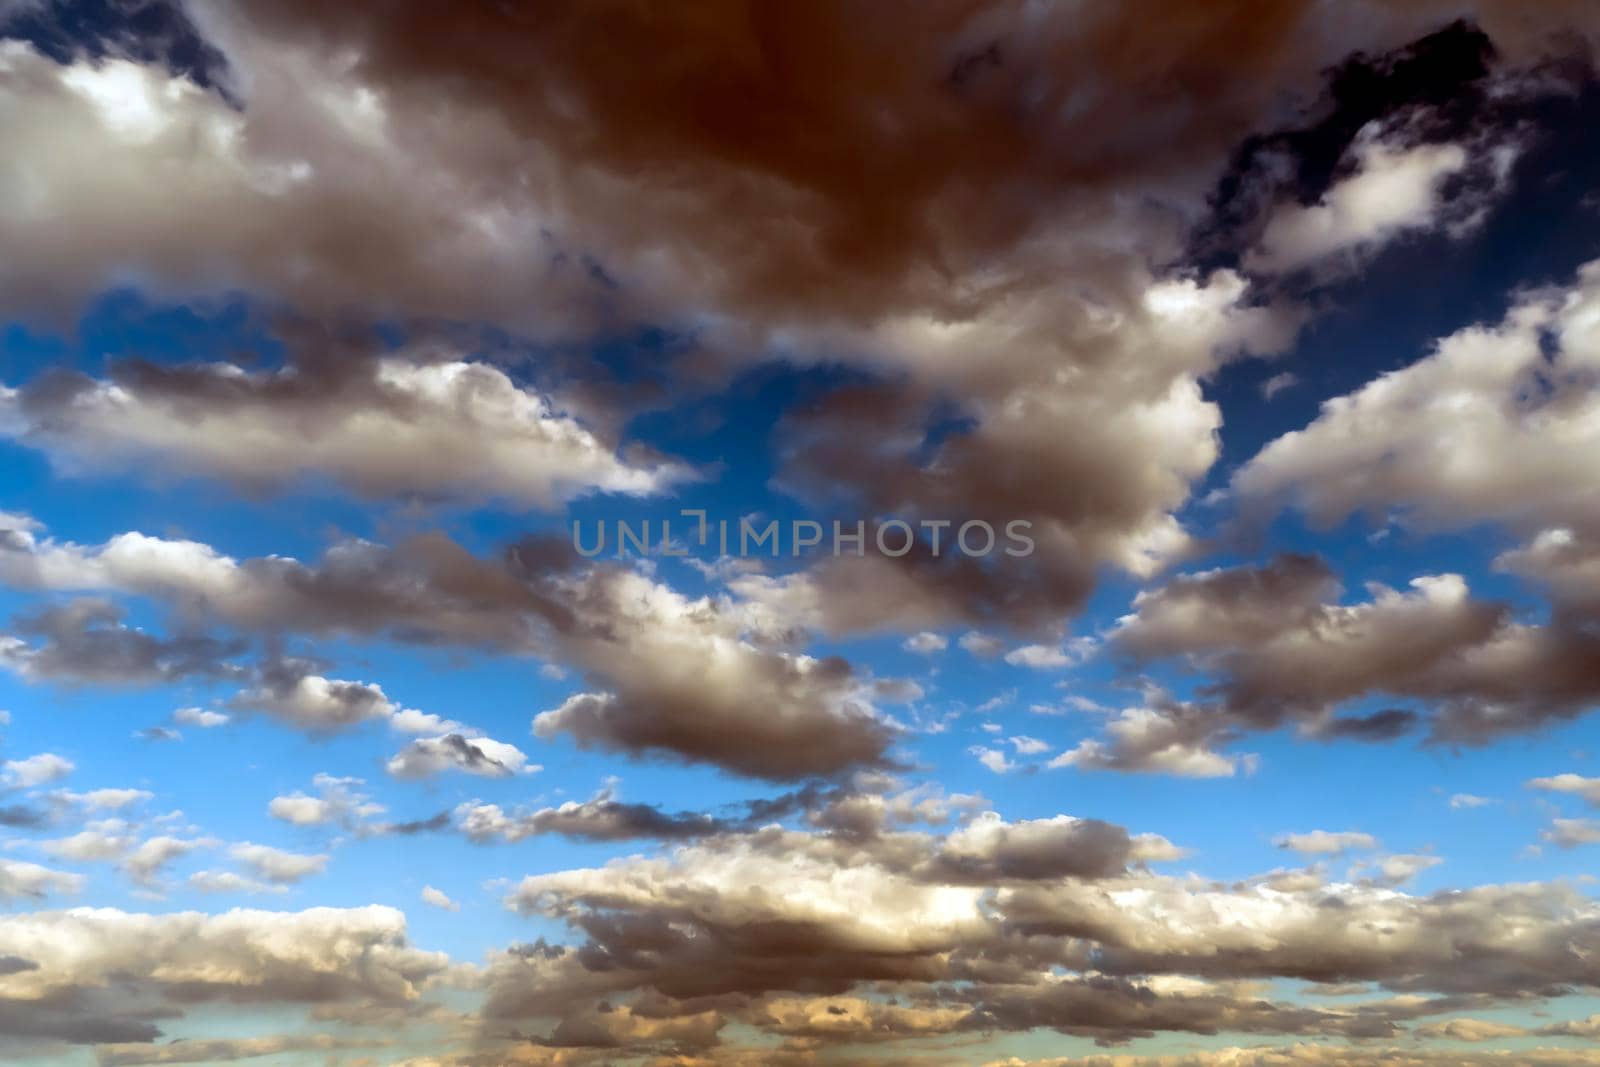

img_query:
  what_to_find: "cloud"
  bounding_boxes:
[172,706,228,728]
[37,821,213,888]
[971,747,1016,774]
[1,752,73,788]
[530,567,898,781]
[1049,701,1252,779]
[1261,371,1300,400]
[1004,640,1093,670]
[0,858,83,902]
[1245,122,1513,274]
[478,812,1600,1054]
[186,870,283,896]
[52,788,153,812]
[0,517,899,779]
[121,835,213,886]
[1237,260,1600,535]
[0,905,446,1046]
[1101,552,1600,757]
[231,662,400,732]
[456,787,730,845]
[93,1034,383,1066]
[385,733,531,780]
[227,843,328,884]
[1530,774,1600,806]
[0,599,244,686]
[902,632,948,655]
[1542,819,1600,848]
[0,356,690,508]
[420,886,458,913]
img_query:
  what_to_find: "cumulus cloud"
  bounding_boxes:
[1093,551,1600,764]
[420,886,458,913]
[1274,830,1381,856]
[0,599,244,686]
[0,356,690,508]
[902,632,948,655]
[171,707,227,728]
[0,858,83,901]
[0,905,446,1046]
[230,662,400,732]
[0,516,899,779]
[475,811,1600,1056]
[1,752,73,788]
[227,843,328,884]
[1237,261,1600,535]
[385,733,531,780]
[1530,774,1600,806]
[1246,122,1513,274]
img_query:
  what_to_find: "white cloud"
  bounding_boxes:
[385,734,532,780]
[187,870,285,896]
[420,885,459,912]
[971,747,1016,774]
[172,706,229,728]
[1274,830,1380,856]
[267,793,334,826]
[1247,126,1494,274]
[1529,774,1600,807]
[0,858,84,901]
[2,752,74,788]
[0,358,691,509]
[229,843,329,885]
[52,788,152,811]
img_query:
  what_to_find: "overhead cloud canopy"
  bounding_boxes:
[0,1,1599,1064]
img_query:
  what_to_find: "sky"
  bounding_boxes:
[3,1,1600,1065]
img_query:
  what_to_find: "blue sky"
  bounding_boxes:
[5,3,1600,1066]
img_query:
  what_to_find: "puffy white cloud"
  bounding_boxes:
[1,752,73,788]
[51,788,152,812]
[0,905,448,1045]
[1529,774,1600,806]
[1237,261,1600,534]
[266,774,384,829]
[1247,126,1498,274]
[0,858,83,902]
[1049,702,1253,779]
[266,793,333,827]
[385,733,531,780]
[231,669,399,732]
[186,870,283,896]
[1542,818,1600,848]
[172,707,228,728]
[1274,830,1380,856]
[121,836,212,886]
[0,357,689,508]
[420,886,458,912]
[228,843,328,884]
